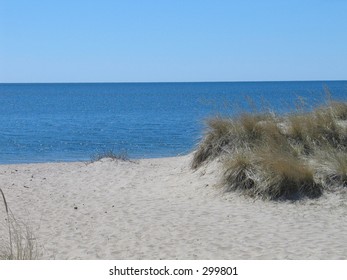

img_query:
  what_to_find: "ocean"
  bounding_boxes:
[0,81,346,164]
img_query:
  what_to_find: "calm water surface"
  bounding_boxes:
[0,81,346,163]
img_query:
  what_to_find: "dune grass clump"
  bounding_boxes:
[91,149,129,162]
[192,117,234,169]
[313,150,347,188]
[253,149,322,199]
[192,113,281,169]
[287,108,344,151]
[320,100,347,120]
[0,188,40,260]
[222,151,256,193]
[222,148,322,200]
[192,98,347,200]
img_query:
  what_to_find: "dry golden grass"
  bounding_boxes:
[192,113,281,168]
[223,151,255,194]
[192,117,234,169]
[238,114,263,140]
[331,101,347,120]
[254,148,322,199]
[288,108,343,150]
[313,150,347,188]
[318,100,347,120]
[192,98,347,200]
[222,148,322,200]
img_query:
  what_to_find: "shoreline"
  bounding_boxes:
[0,152,193,166]
[1,154,347,259]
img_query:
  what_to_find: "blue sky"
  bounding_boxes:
[0,0,346,82]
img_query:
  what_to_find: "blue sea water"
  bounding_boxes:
[0,81,346,164]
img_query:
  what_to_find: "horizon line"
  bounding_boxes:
[1,79,347,84]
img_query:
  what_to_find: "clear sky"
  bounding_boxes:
[0,0,346,83]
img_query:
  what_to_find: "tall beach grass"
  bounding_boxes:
[192,97,347,200]
[0,188,40,260]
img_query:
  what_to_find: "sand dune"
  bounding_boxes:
[0,155,346,259]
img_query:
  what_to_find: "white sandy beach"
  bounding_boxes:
[0,154,346,259]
